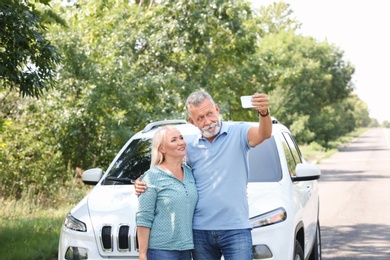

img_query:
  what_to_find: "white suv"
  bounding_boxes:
[58,119,321,260]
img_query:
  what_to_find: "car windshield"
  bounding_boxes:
[102,135,282,185]
[102,138,152,185]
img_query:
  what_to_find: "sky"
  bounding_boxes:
[251,0,390,123]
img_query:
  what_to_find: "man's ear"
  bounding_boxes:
[215,104,220,113]
[188,117,195,125]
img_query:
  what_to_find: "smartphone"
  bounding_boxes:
[240,96,254,108]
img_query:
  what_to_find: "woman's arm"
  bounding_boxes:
[137,226,150,260]
[136,172,157,260]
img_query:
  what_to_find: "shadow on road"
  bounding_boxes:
[319,169,390,182]
[339,147,389,152]
[321,223,390,260]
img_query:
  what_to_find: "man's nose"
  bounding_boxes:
[204,116,212,125]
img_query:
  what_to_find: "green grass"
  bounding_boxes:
[0,185,89,260]
[0,207,68,260]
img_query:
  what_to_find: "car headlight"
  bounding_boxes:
[64,213,87,232]
[250,207,287,229]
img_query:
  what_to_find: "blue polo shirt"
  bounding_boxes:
[136,165,198,250]
[186,122,252,230]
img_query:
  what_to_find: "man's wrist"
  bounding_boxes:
[258,108,270,117]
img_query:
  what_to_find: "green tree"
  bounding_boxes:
[0,0,61,98]
[0,0,67,200]
[0,0,373,200]
[347,94,371,128]
[0,93,71,201]
[256,31,356,145]
[46,0,261,170]
[255,1,301,35]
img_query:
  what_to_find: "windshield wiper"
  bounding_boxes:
[104,176,133,184]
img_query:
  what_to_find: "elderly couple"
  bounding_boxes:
[135,90,272,260]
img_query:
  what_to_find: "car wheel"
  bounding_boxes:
[294,239,304,260]
[309,221,322,260]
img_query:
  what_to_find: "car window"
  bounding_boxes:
[103,138,152,185]
[281,132,303,177]
[282,132,303,164]
[248,136,282,182]
[281,134,296,177]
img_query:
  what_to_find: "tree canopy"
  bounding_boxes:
[0,0,61,98]
[0,0,372,201]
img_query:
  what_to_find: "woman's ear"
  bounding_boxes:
[158,146,165,154]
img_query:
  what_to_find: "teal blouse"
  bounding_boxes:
[136,165,198,250]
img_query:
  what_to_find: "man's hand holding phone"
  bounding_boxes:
[134,176,147,196]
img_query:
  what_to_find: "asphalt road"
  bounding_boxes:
[318,128,390,260]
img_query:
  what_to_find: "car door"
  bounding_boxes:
[281,131,318,253]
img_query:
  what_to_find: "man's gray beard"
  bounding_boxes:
[201,121,221,138]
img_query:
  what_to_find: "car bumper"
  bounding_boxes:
[251,220,294,259]
[58,225,139,260]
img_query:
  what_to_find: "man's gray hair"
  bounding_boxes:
[185,91,215,112]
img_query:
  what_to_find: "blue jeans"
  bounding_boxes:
[192,229,252,260]
[147,249,192,260]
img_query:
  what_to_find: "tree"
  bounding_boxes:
[46,0,261,170]
[0,95,71,200]
[0,0,372,200]
[0,0,61,98]
[255,1,301,36]
[255,31,356,144]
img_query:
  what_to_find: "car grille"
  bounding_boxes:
[100,224,134,252]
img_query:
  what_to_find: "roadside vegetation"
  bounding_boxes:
[0,182,90,259]
[300,127,369,164]
[0,0,387,259]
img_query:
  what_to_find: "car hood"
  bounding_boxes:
[80,182,284,221]
[74,185,140,256]
[81,183,284,223]
[87,185,138,224]
[247,182,285,217]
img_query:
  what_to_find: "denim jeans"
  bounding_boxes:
[147,249,192,260]
[192,229,252,260]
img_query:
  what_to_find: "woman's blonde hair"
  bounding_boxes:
[150,125,180,167]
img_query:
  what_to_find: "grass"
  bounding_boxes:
[0,185,90,260]
[0,128,369,259]
[0,205,68,260]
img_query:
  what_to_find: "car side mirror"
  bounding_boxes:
[293,163,321,181]
[82,168,103,185]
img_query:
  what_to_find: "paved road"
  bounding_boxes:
[318,128,390,260]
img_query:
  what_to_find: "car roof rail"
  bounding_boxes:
[142,120,188,133]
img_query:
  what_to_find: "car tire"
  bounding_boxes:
[294,239,304,260]
[309,221,322,260]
